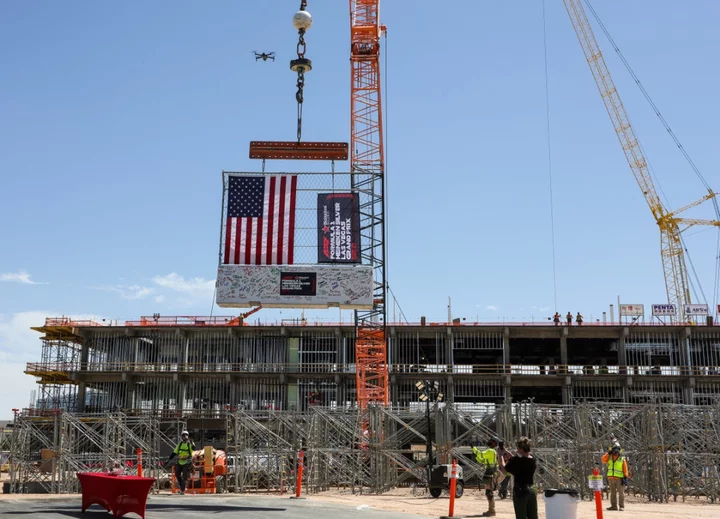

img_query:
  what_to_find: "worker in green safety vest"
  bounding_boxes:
[168,430,195,495]
[602,444,629,511]
[472,436,499,517]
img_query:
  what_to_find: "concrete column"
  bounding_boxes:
[446,375,454,404]
[562,383,570,405]
[76,382,87,412]
[125,382,136,409]
[80,342,89,371]
[560,328,568,374]
[681,327,693,374]
[618,329,628,370]
[446,328,453,368]
[683,377,695,405]
[390,374,399,405]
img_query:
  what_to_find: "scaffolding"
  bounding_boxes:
[8,403,720,502]
[8,411,182,494]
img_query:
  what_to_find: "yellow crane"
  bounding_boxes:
[562,0,720,321]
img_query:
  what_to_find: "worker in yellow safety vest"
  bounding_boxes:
[601,444,629,511]
[472,436,499,517]
[168,430,196,495]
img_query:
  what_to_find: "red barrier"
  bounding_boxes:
[136,448,142,478]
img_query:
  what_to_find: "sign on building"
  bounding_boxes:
[620,304,644,317]
[684,304,709,316]
[651,304,676,317]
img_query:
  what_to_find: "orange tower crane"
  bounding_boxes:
[562,0,719,321]
[350,0,389,409]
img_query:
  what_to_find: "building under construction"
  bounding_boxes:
[8,317,720,501]
[26,318,720,413]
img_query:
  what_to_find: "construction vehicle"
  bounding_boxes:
[171,446,227,494]
[226,306,262,327]
[562,0,720,321]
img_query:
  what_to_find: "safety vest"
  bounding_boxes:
[606,456,625,478]
[174,441,194,465]
[472,446,497,470]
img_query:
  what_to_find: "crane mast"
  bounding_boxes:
[562,0,711,321]
[350,0,389,408]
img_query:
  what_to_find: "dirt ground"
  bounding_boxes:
[257,487,720,519]
[0,485,718,518]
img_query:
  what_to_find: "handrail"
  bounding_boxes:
[38,316,717,329]
[24,362,720,377]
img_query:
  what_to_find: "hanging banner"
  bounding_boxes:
[651,304,676,317]
[317,193,360,264]
[620,304,644,317]
[684,304,709,316]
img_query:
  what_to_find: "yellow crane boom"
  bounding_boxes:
[562,0,719,321]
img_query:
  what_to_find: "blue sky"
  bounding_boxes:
[1,1,719,416]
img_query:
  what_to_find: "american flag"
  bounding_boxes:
[223,175,298,265]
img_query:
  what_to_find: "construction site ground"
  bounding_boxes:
[1,489,718,518]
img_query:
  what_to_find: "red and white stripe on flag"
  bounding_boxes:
[223,175,297,265]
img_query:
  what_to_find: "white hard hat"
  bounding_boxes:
[181,430,189,436]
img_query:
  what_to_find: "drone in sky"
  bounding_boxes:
[253,51,275,62]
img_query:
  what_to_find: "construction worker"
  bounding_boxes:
[566,312,573,326]
[472,436,499,517]
[602,444,629,511]
[553,313,560,326]
[576,312,583,326]
[501,437,538,519]
[168,430,195,495]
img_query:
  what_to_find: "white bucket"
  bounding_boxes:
[543,488,580,519]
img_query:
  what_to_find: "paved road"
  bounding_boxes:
[0,494,434,519]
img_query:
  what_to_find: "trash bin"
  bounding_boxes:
[544,488,580,519]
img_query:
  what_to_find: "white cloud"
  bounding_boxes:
[0,270,47,285]
[0,311,101,357]
[154,295,166,303]
[486,305,498,311]
[0,310,55,356]
[152,273,215,296]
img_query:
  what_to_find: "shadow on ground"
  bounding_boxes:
[1,503,287,517]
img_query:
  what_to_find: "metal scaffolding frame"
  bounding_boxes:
[8,403,720,502]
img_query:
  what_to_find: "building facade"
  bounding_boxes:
[25,318,720,414]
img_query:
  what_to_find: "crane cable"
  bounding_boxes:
[542,0,559,313]
[585,0,720,311]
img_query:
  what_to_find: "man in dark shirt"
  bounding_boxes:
[501,437,537,519]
